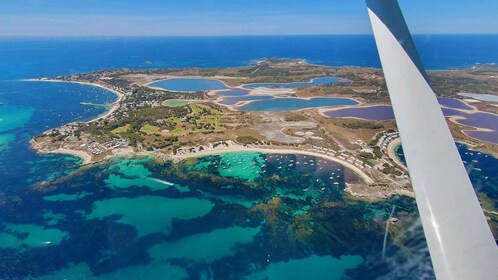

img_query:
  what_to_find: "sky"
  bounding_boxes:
[0,0,497,36]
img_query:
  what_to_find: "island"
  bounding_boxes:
[29,58,498,201]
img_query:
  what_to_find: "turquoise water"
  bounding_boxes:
[2,36,498,279]
[0,104,34,133]
[243,77,341,89]
[0,154,431,279]
[149,78,228,92]
[0,81,117,189]
[248,255,364,280]
[0,223,68,249]
[86,196,214,238]
[238,97,359,112]
[0,104,34,146]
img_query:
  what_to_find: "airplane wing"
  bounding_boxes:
[365,0,498,279]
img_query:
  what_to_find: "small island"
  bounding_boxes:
[30,58,498,200]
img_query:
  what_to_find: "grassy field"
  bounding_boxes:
[162,99,203,107]
[140,124,161,134]
[111,124,130,134]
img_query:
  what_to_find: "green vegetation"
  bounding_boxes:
[163,99,202,107]
[141,124,161,135]
[75,96,246,152]
[236,135,259,144]
[381,163,394,175]
[359,152,374,159]
[341,122,384,130]
[127,86,205,104]
[285,113,310,122]
[112,124,130,134]
[373,147,383,158]
[189,104,202,114]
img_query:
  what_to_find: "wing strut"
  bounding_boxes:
[365,1,497,279]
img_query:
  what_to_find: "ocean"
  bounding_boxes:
[1,35,498,81]
[1,35,498,279]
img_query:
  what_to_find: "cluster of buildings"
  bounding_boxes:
[49,123,81,138]
[374,131,400,150]
[79,138,128,155]
[310,145,365,169]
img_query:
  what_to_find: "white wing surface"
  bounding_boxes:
[365,0,498,279]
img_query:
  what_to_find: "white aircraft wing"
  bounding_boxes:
[365,0,498,279]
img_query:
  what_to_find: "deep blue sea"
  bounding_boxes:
[1,35,498,279]
[1,35,498,81]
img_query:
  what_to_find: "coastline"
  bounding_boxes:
[30,139,92,165]
[170,145,375,185]
[387,138,408,171]
[31,140,376,186]
[48,148,92,165]
[22,70,496,200]
[23,78,125,124]
[25,79,125,165]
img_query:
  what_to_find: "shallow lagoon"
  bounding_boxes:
[442,108,498,144]
[149,78,229,92]
[324,98,474,121]
[162,99,203,107]
[219,95,274,106]
[239,97,358,112]
[437,97,473,110]
[0,153,431,279]
[324,103,498,144]
[325,105,395,121]
[150,77,341,93]
[217,88,251,96]
[243,77,341,89]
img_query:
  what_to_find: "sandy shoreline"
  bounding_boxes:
[30,139,93,165]
[25,79,126,164]
[387,138,408,171]
[32,142,376,185]
[49,148,92,165]
[146,75,360,112]
[172,146,375,184]
[24,79,125,123]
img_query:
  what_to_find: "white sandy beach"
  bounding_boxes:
[387,138,408,171]
[26,79,126,164]
[173,145,375,184]
[49,148,92,165]
[24,79,125,123]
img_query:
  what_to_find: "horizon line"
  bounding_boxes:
[1,33,498,39]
